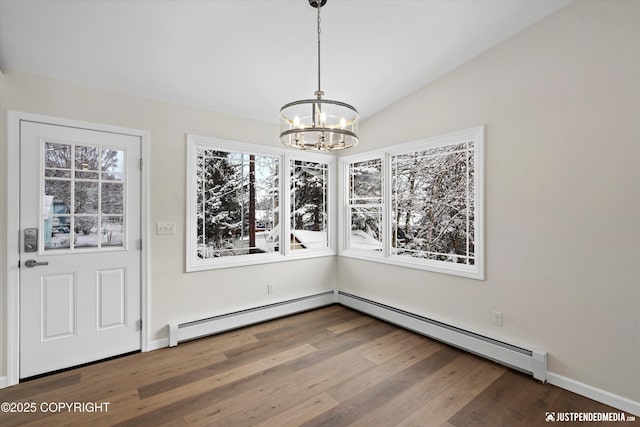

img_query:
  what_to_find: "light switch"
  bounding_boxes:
[157,222,176,235]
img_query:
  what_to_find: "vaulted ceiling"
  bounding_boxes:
[0,0,570,123]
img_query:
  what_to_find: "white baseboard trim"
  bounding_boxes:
[0,376,7,388]
[168,291,337,347]
[147,338,169,351]
[547,372,640,417]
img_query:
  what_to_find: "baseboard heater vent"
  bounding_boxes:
[168,291,336,347]
[337,291,548,381]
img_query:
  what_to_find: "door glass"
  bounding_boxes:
[75,146,99,179]
[75,181,99,214]
[42,143,126,251]
[44,215,71,250]
[75,216,98,248]
[44,180,71,214]
[101,182,123,214]
[102,217,124,247]
[45,142,71,169]
[102,148,124,181]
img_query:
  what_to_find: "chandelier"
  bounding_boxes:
[279,0,359,151]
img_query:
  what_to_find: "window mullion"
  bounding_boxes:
[282,153,291,257]
[383,154,391,258]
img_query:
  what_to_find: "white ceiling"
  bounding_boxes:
[0,0,570,124]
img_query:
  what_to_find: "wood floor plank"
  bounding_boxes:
[184,343,378,426]
[326,316,374,334]
[25,344,318,427]
[254,392,340,427]
[285,320,398,372]
[0,372,80,401]
[117,322,393,426]
[327,338,444,402]
[396,360,506,427]
[365,330,430,365]
[346,352,485,427]
[112,364,296,427]
[300,346,462,426]
[185,323,410,425]
[447,369,565,427]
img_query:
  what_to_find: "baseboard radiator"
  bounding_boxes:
[336,291,548,382]
[168,291,336,347]
[167,289,547,381]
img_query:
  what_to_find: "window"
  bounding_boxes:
[340,126,484,279]
[347,158,383,252]
[194,148,279,259]
[290,160,329,250]
[186,135,334,271]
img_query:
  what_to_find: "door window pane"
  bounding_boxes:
[74,216,98,248]
[44,216,71,250]
[75,146,99,172]
[102,148,124,181]
[101,217,124,247]
[44,180,71,215]
[101,182,123,214]
[45,142,71,169]
[75,145,100,179]
[75,181,99,214]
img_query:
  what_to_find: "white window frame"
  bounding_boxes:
[186,134,335,272]
[339,126,484,280]
[284,150,336,260]
[339,151,386,258]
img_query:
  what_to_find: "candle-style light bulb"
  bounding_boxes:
[340,117,347,129]
[293,116,301,128]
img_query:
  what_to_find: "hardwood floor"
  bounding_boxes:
[0,305,635,426]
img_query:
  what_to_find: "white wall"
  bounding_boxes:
[338,0,640,403]
[0,71,338,376]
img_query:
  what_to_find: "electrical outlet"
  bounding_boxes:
[157,222,176,235]
[492,311,503,327]
[267,283,275,294]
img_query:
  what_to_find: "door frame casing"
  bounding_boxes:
[4,111,151,386]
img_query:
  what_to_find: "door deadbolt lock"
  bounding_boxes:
[24,228,38,252]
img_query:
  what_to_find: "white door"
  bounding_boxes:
[19,120,141,378]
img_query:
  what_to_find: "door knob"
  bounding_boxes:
[24,259,49,268]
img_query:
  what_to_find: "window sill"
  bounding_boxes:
[339,250,484,280]
[186,249,337,272]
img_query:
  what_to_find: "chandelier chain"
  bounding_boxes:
[317,3,322,96]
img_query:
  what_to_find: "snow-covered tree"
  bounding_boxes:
[291,161,327,232]
[196,150,242,255]
[196,150,280,257]
[392,142,474,263]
